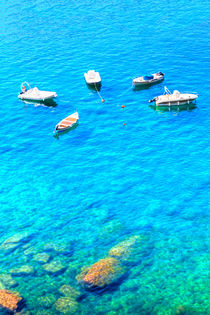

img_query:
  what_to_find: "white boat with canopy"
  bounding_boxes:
[84,70,101,86]
[18,82,57,101]
[149,86,198,106]
[133,72,164,86]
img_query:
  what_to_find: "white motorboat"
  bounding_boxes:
[55,112,79,133]
[133,72,164,86]
[18,82,57,101]
[84,70,101,86]
[149,86,198,106]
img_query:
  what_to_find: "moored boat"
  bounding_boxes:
[18,82,57,102]
[55,112,79,133]
[84,70,101,86]
[133,72,164,87]
[149,86,198,106]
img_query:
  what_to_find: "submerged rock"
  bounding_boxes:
[24,246,37,256]
[3,233,29,245]
[43,259,66,275]
[77,257,125,289]
[108,235,142,261]
[0,242,19,252]
[0,232,31,253]
[0,282,5,290]
[22,243,31,250]
[10,265,35,276]
[99,220,123,242]
[173,304,200,314]
[33,252,50,263]
[44,243,73,256]
[0,274,17,288]
[59,285,81,299]
[55,297,78,314]
[35,310,52,315]
[0,289,24,312]
[38,294,56,308]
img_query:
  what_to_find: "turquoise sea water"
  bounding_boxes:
[0,0,209,314]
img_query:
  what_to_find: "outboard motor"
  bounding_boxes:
[148,98,156,103]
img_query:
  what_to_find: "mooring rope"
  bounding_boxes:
[94,83,105,103]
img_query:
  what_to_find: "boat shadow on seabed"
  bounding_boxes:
[20,98,58,108]
[86,82,101,91]
[149,103,197,113]
[133,80,164,91]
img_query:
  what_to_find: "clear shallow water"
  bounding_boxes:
[0,0,209,314]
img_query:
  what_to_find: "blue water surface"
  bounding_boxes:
[0,0,209,314]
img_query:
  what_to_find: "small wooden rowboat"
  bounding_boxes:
[55,112,79,132]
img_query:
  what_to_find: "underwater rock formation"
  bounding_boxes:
[55,297,78,314]
[43,259,66,275]
[38,294,56,308]
[35,311,53,315]
[59,285,81,299]
[108,235,142,261]
[0,274,17,289]
[10,265,35,276]
[77,257,124,289]
[0,232,31,252]
[0,282,5,290]
[44,242,73,256]
[24,246,37,257]
[173,304,200,314]
[0,289,23,312]
[98,220,124,243]
[2,233,29,245]
[33,252,50,263]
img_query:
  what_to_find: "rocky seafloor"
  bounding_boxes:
[0,208,209,315]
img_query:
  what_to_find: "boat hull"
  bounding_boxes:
[55,112,79,133]
[86,80,101,85]
[133,76,164,86]
[156,100,196,106]
[18,91,57,102]
[56,123,78,133]
[18,97,56,101]
[156,95,198,106]
[133,72,164,87]
[149,88,198,107]
[84,71,101,85]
